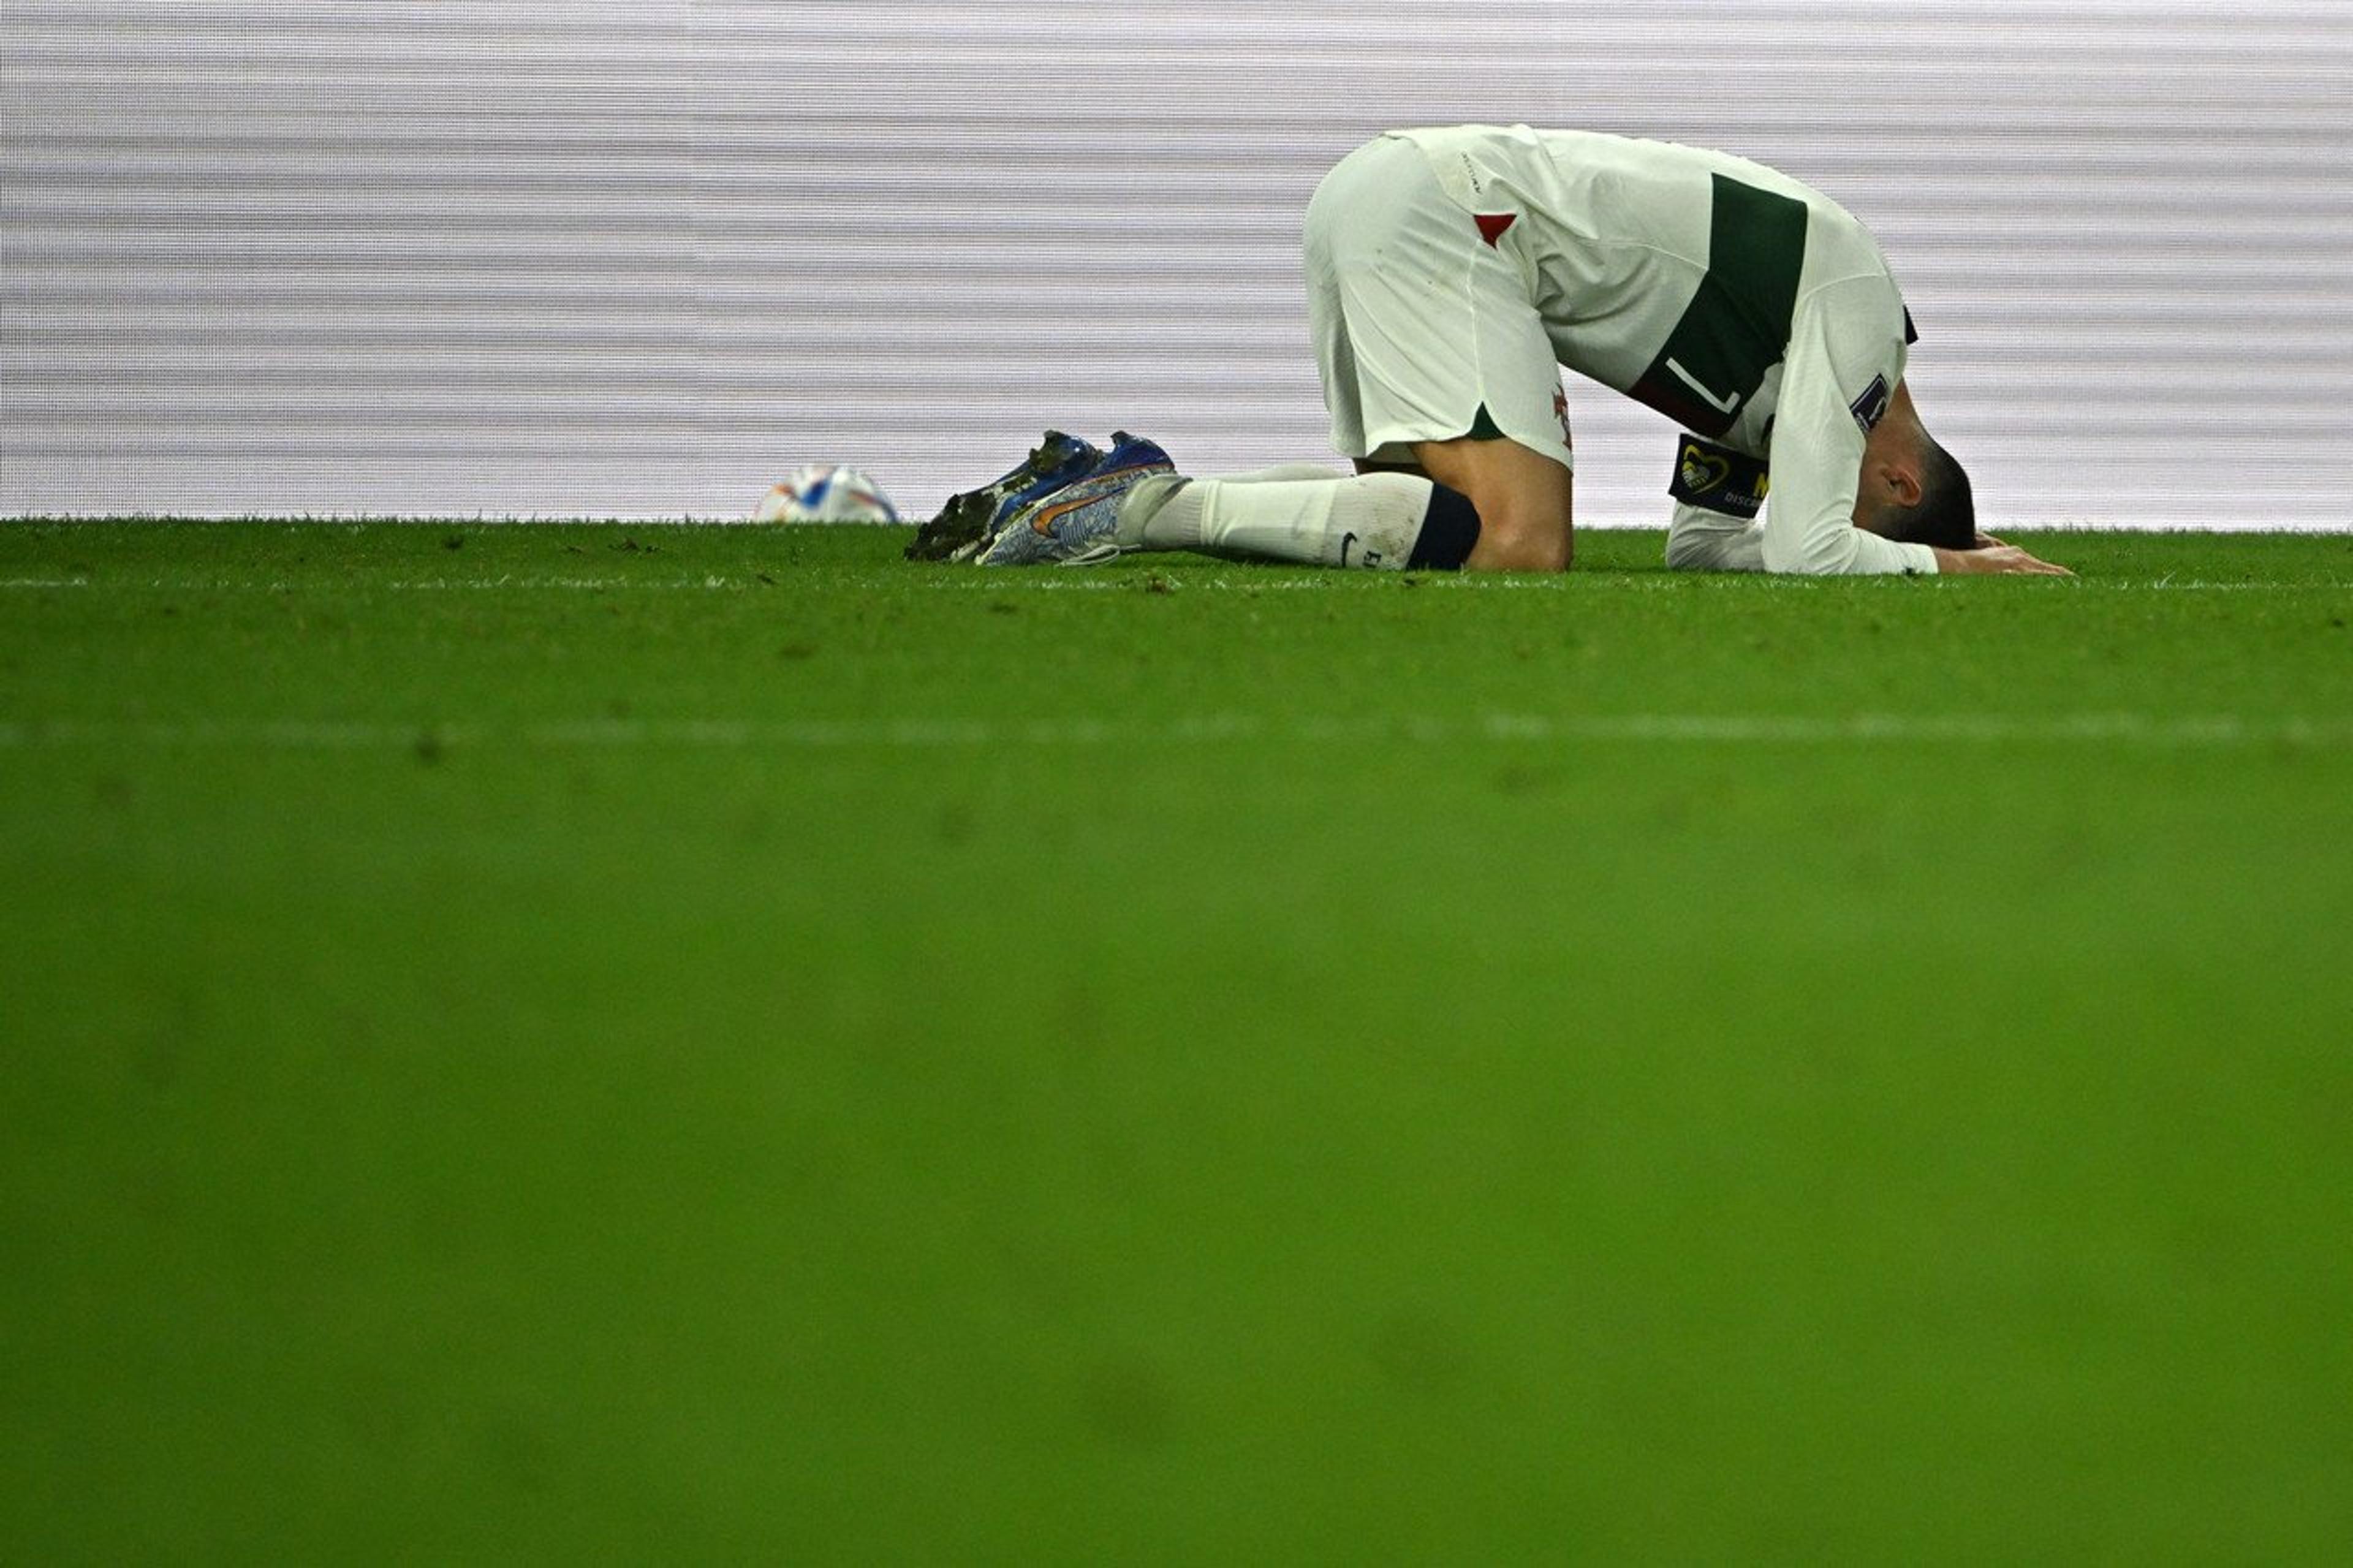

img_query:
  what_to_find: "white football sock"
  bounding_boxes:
[1213,464,1351,485]
[1118,471,1436,570]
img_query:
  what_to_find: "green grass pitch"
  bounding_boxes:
[5,520,2351,1559]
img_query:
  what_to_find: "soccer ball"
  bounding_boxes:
[755,464,900,525]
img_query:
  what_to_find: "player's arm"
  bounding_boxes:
[1662,437,1770,571]
[1760,287,1938,576]
[1664,502,1765,572]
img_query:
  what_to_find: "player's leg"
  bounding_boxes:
[1115,434,1569,573]
[1407,433,1574,572]
[1116,464,1477,570]
[1308,133,1577,571]
[1066,433,1559,572]
[974,435,1479,571]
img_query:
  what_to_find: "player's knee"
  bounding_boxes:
[1464,495,1574,572]
[1488,524,1574,572]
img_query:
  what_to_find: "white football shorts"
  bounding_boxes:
[1303,134,1574,473]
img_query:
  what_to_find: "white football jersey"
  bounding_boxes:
[1392,125,1935,575]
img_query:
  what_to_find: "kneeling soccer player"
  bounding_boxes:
[911,124,2069,578]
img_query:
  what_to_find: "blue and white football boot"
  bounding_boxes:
[904,430,1102,562]
[976,431,1175,567]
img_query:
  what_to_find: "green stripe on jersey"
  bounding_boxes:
[1627,175,1809,438]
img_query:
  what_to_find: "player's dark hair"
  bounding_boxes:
[1885,439,1976,550]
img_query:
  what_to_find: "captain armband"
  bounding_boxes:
[1668,435,1770,520]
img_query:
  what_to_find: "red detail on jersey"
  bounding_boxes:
[1474,213,1517,248]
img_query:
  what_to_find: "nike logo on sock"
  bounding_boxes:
[1339,531,1358,567]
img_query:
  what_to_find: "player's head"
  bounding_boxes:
[1852,387,1976,550]
[1873,436,1975,550]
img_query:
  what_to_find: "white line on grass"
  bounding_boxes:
[3,712,2346,752]
[0,574,2341,594]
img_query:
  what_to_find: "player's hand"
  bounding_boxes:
[1935,543,2073,576]
[1972,531,2007,550]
